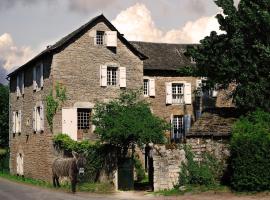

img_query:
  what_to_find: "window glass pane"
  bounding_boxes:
[143,79,149,95]
[171,115,184,141]
[107,67,117,86]
[96,31,104,45]
[172,84,184,104]
[36,66,41,88]
[77,109,91,130]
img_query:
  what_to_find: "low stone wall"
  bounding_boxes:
[186,137,230,162]
[153,145,185,191]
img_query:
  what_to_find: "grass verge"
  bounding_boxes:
[0,171,114,193]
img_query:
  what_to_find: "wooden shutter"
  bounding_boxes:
[12,111,16,133]
[100,65,107,87]
[149,78,155,97]
[184,114,191,135]
[21,72,24,95]
[184,82,192,104]
[105,31,117,47]
[40,103,44,131]
[89,30,97,45]
[40,63,44,88]
[166,82,172,104]
[62,108,77,141]
[18,110,22,133]
[33,67,36,91]
[119,67,126,88]
[33,107,36,132]
[16,154,20,174]
[16,75,20,97]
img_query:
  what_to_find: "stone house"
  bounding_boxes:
[8,14,203,184]
[7,14,146,182]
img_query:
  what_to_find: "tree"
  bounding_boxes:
[0,84,9,148]
[187,0,270,112]
[92,90,169,158]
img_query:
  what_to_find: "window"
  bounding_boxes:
[16,73,24,97]
[12,110,21,134]
[172,83,184,104]
[171,115,184,142]
[77,109,90,130]
[107,67,117,86]
[33,63,43,91]
[96,31,105,45]
[144,79,149,96]
[33,103,44,132]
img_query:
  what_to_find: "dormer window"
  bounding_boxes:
[96,31,105,45]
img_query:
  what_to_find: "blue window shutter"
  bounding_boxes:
[184,114,191,135]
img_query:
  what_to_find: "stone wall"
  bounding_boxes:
[186,137,230,162]
[152,145,186,191]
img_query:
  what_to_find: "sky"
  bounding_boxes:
[0,0,240,84]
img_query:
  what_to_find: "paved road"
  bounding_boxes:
[1,178,270,200]
[0,178,152,200]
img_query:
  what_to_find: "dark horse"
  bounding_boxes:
[52,151,87,193]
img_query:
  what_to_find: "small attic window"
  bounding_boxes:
[96,31,105,45]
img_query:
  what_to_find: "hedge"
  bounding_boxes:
[230,110,270,191]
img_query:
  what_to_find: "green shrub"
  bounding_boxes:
[179,146,222,186]
[53,134,116,183]
[133,156,145,182]
[0,148,9,172]
[230,110,270,191]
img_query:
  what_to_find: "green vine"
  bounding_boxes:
[46,82,67,131]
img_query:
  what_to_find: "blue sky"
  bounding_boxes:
[0,0,239,84]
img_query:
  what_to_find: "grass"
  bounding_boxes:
[0,171,114,193]
[154,184,230,196]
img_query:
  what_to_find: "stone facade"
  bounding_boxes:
[144,70,200,140]
[152,145,186,191]
[9,17,143,182]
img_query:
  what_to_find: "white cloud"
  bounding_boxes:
[112,3,222,44]
[0,33,34,83]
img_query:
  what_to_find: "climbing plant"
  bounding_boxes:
[46,82,67,131]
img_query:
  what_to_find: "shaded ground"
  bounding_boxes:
[0,177,270,200]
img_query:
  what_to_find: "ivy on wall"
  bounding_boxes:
[46,82,67,131]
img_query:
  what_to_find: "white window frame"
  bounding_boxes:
[96,31,105,45]
[171,115,184,142]
[107,66,118,86]
[172,83,184,104]
[143,79,149,96]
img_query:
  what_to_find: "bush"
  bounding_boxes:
[230,110,270,191]
[133,156,145,182]
[53,134,116,183]
[179,146,222,186]
[0,148,9,172]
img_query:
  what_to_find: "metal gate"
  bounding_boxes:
[118,158,134,190]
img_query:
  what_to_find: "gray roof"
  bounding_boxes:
[131,41,196,71]
[8,14,147,77]
[187,108,239,138]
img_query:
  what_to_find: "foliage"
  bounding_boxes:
[53,134,115,183]
[92,89,169,158]
[0,148,9,172]
[0,84,9,148]
[179,146,222,186]
[177,65,198,77]
[186,0,270,112]
[133,156,146,182]
[46,82,67,131]
[230,110,270,192]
